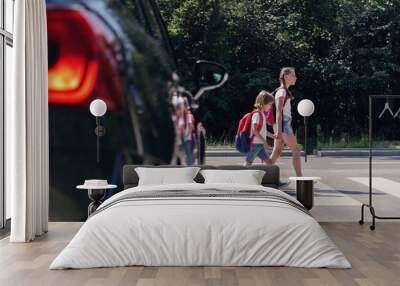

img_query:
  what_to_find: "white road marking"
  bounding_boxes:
[349,177,400,199]
[287,181,361,206]
[333,161,400,165]
[235,162,287,165]
[313,181,361,206]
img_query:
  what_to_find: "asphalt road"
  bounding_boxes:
[206,155,400,223]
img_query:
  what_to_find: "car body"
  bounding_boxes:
[47,0,227,221]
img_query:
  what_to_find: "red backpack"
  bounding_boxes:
[234,110,264,153]
[265,87,289,126]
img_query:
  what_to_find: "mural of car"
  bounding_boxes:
[47,0,228,221]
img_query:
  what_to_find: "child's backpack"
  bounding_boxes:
[234,110,264,154]
[187,111,196,141]
[265,87,289,126]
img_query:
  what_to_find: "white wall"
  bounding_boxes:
[5,0,14,33]
[5,44,12,219]
[3,0,14,220]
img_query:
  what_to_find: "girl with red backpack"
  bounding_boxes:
[244,91,276,166]
[270,67,303,176]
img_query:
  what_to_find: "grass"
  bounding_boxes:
[206,137,234,149]
[316,134,400,149]
[317,139,400,149]
[206,136,291,149]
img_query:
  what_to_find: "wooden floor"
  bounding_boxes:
[0,222,399,286]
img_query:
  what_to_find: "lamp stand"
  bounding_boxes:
[304,116,308,162]
[94,117,106,163]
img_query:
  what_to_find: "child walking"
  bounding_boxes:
[245,91,276,166]
[270,67,303,176]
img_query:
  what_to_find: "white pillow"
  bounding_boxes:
[135,167,201,186]
[200,169,265,185]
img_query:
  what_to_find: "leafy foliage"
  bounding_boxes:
[158,0,400,146]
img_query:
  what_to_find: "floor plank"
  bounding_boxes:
[0,222,399,286]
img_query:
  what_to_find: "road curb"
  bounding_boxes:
[206,149,304,157]
[206,148,400,157]
[316,148,400,157]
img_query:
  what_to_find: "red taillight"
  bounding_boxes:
[47,9,98,104]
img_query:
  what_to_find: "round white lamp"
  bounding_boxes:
[90,99,107,117]
[89,99,107,163]
[297,99,315,162]
[298,99,315,117]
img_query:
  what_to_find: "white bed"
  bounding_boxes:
[50,183,350,269]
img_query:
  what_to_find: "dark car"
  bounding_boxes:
[47,0,227,221]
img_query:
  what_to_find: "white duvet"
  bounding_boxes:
[50,183,351,269]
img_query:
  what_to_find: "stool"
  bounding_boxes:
[288,177,321,210]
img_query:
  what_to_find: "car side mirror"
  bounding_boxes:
[193,60,228,100]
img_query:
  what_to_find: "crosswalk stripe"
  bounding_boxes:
[332,161,400,165]
[349,177,400,199]
[313,181,361,206]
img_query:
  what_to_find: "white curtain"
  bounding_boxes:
[6,0,49,242]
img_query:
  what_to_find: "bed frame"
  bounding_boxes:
[122,165,280,189]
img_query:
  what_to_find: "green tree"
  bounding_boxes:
[157,0,400,144]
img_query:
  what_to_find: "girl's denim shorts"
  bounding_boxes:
[273,115,293,135]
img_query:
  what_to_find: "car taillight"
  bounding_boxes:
[47,8,123,109]
[48,9,98,104]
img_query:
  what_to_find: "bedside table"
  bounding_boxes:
[288,177,321,210]
[77,183,117,217]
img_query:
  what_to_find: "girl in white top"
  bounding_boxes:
[270,67,303,176]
